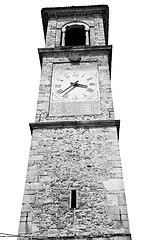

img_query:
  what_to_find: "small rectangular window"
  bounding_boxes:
[70,189,77,209]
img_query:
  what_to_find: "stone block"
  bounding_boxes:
[107,205,119,215]
[121,214,129,221]
[114,161,122,167]
[114,237,131,240]
[118,193,126,206]
[39,176,52,182]
[23,194,36,204]
[30,182,44,190]
[48,229,58,236]
[107,194,118,206]
[122,220,130,229]
[28,160,35,167]
[37,102,49,110]
[31,140,38,147]
[26,174,37,183]
[103,179,124,191]
[21,203,32,212]
[18,222,26,234]
[38,95,49,101]
[119,206,128,215]
[112,167,122,175]
[32,224,39,233]
[29,155,44,161]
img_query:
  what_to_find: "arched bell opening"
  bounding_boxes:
[65,25,85,46]
[61,22,90,47]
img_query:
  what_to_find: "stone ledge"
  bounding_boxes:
[38,45,112,73]
[38,45,112,53]
[29,119,120,138]
[38,45,112,59]
[30,233,131,240]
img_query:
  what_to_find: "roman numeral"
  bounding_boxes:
[87,77,93,81]
[57,89,63,94]
[57,78,63,82]
[55,84,61,88]
[73,72,79,76]
[81,73,85,78]
[82,93,88,98]
[63,73,70,78]
[87,88,94,92]
[72,96,79,100]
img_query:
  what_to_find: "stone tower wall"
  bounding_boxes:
[18,126,130,239]
[17,5,132,240]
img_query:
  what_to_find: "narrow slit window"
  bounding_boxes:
[70,190,77,209]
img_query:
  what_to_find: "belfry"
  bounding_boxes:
[18,5,132,240]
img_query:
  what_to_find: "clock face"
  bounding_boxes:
[52,71,98,101]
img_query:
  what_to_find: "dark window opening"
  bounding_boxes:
[70,189,77,209]
[65,25,85,46]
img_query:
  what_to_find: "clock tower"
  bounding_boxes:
[18,5,132,240]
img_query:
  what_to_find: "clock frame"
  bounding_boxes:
[49,62,101,116]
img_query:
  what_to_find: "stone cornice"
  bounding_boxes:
[38,45,112,54]
[29,119,120,139]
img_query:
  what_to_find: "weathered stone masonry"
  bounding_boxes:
[19,125,130,238]
[18,5,132,240]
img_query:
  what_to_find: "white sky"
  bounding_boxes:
[0,1,160,240]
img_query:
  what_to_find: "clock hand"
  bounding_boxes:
[62,85,77,96]
[76,83,87,88]
[61,81,79,94]
[61,84,73,94]
[62,82,87,97]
